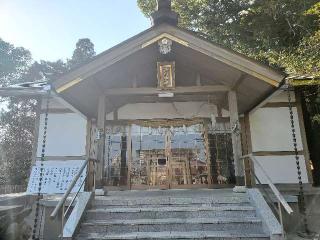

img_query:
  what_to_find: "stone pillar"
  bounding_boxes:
[228,91,244,186]
[96,95,106,187]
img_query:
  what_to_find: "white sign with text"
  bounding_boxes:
[27,160,86,194]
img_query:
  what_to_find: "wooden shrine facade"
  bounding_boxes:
[0,0,313,190]
[50,17,285,188]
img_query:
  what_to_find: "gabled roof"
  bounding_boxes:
[0,81,48,97]
[47,21,288,118]
[53,23,285,94]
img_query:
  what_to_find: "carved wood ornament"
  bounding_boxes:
[157,62,175,90]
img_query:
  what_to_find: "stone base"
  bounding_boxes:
[95,189,105,196]
[236,176,245,186]
[233,186,247,193]
[297,230,318,239]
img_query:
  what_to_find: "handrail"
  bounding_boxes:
[241,154,293,215]
[63,173,87,219]
[50,159,89,219]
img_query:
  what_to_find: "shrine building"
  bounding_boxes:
[1,1,317,239]
[1,0,312,191]
[1,1,312,189]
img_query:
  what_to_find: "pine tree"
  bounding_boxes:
[68,38,96,69]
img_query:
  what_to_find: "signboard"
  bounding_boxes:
[27,160,86,194]
[157,61,175,90]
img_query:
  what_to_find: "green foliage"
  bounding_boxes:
[305,2,320,17]
[240,0,318,50]
[24,60,68,83]
[137,0,320,76]
[0,38,32,87]
[0,98,37,185]
[137,0,157,17]
[68,38,96,69]
[280,30,320,75]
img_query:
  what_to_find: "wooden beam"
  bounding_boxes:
[103,95,229,115]
[141,32,189,48]
[104,118,221,126]
[132,76,138,88]
[196,73,201,86]
[253,151,304,156]
[244,114,253,155]
[121,95,222,103]
[295,89,313,183]
[40,108,74,114]
[232,74,246,90]
[0,89,46,97]
[113,108,119,120]
[228,90,244,186]
[104,85,230,96]
[217,107,222,117]
[249,90,283,115]
[261,102,297,108]
[85,120,92,160]
[217,74,247,109]
[56,77,83,93]
[36,156,86,161]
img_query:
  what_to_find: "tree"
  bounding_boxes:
[0,98,37,185]
[68,38,96,69]
[0,39,35,185]
[0,38,32,87]
[137,0,319,74]
[0,37,96,186]
[24,60,68,83]
[0,59,68,185]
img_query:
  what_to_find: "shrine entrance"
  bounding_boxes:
[104,119,235,190]
[49,1,285,189]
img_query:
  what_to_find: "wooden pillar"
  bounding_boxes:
[96,95,106,187]
[119,134,128,186]
[127,125,132,189]
[228,91,244,186]
[31,97,42,165]
[86,119,97,191]
[203,123,213,185]
[295,89,313,183]
[242,114,255,187]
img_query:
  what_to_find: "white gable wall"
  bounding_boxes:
[250,107,302,152]
[36,98,87,158]
[37,113,87,157]
[254,155,308,184]
[249,91,310,184]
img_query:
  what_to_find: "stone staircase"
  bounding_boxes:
[75,189,276,240]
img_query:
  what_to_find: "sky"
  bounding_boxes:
[0,0,150,62]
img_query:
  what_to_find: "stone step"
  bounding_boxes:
[74,190,273,239]
[79,217,264,234]
[93,203,252,209]
[76,231,270,240]
[0,205,24,217]
[93,196,250,207]
[86,205,256,220]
